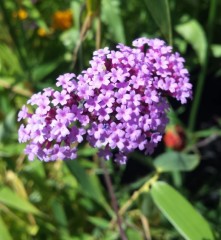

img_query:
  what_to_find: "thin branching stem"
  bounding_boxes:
[100,159,128,240]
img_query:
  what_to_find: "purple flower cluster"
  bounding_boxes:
[18,38,192,164]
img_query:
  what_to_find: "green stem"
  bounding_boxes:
[119,172,159,216]
[188,0,217,132]
[109,171,160,230]
[165,0,173,46]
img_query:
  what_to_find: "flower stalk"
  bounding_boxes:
[100,158,127,240]
[109,171,160,229]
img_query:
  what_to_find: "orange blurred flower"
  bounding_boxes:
[13,9,28,20]
[163,125,185,151]
[52,9,73,30]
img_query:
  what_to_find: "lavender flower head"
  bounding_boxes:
[18,38,192,164]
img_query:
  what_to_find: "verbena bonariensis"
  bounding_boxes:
[18,38,192,164]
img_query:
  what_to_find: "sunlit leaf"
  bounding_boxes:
[175,19,207,65]
[87,216,109,229]
[60,29,79,50]
[211,44,221,58]
[0,208,39,236]
[0,216,13,240]
[0,187,42,215]
[126,228,144,239]
[102,0,125,43]
[154,151,200,172]
[151,181,214,240]
[71,1,81,28]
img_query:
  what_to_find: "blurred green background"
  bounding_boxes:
[0,0,221,239]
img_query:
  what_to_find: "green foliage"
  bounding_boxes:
[0,0,221,239]
[0,216,13,240]
[151,181,214,240]
[0,186,42,215]
[154,151,200,172]
[101,0,126,43]
[66,160,112,215]
[144,0,172,45]
[175,19,207,65]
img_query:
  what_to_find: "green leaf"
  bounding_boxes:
[78,146,98,157]
[51,199,71,240]
[144,0,172,45]
[194,128,221,138]
[126,228,144,239]
[0,43,22,74]
[23,160,46,180]
[65,161,112,216]
[0,216,13,240]
[4,110,16,132]
[154,151,200,172]
[0,143,25,157]
[0,187,42,215]
[60,29,79,51]
[151,181,214,240]
[71,1,81,28]
[175,19,207,65]
[32,59,62,82]
[102,0,125,43]
[66,161,98,198]
[211,44,221,58]
[0,123,5,144]
[87,216,109,229]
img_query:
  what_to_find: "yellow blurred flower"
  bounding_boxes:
[14,9,28,20]
[52,9,73,30]
[37,28,48,37]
